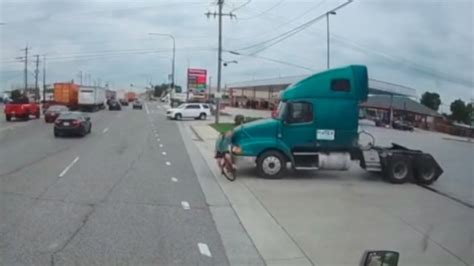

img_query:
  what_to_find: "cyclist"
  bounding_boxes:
[215,130,235,175]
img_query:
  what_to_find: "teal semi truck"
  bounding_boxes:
[231,65,443,184]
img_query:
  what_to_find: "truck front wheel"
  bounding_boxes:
[6,115,11,121]
[257,150,286,179]
[383,154,412,184]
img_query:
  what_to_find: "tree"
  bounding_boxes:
[420,91,441,111]
[153,83,182,97]
[450,99,470,124]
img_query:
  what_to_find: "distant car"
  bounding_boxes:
[44,105,69,123]
[54,112,92,137]
[108,100,122,111]
[166,103,211,120]
[119,99,129,106]
[393,121,414,132]
[132,100,143,110]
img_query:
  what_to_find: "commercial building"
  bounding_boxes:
[227,75,441,129]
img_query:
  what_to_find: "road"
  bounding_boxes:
[0,103,229,265]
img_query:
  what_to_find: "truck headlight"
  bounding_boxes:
[232,146,243,154]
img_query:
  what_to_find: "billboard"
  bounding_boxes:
[187,68,207,92]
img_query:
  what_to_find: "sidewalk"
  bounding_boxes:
[188,122,473,266]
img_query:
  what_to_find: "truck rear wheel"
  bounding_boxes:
[35,112,40,119]
[383,154,412,184]
[257,150,286,179]
[414,154,441,185]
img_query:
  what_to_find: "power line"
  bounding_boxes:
[224,49,315,72]
[229,0,252,12]
[231,1,471,88]
[237,0,285,20]
[236,1,352,55]
[225,0,325,43]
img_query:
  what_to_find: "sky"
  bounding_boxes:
[0,0,472,112]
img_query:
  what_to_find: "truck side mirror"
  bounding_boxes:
[360,250,399,266]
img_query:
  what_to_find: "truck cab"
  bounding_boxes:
[231,65,442,184]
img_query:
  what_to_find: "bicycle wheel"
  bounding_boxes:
[222,162,236,181]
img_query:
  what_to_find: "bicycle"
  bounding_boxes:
[220,154,236,181]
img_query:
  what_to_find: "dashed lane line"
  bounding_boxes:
[181,201,190,210]
[102,127,109,133]
[197,243,212,257]
[59,156,79,177]
[171,177,178,182]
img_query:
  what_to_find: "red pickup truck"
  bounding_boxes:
[4,97,41,121]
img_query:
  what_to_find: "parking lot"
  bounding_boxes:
[186,106,473,266]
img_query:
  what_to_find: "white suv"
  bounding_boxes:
[166,103,211,120]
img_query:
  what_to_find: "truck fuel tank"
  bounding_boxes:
[318,152,351,170]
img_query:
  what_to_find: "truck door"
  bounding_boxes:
[281,101,315,152]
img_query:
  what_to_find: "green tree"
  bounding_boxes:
[153,84,182,97]
[420,91,441,111]
[450,99,470,123]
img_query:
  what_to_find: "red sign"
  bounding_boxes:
[187,68,207,91]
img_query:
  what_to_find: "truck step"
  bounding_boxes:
[293,152,318,156]
[365,166,382,172]
[294,166,319,170]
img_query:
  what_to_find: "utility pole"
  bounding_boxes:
[21,46,29,93]
[78,71,83,85]
[205,0,236,124]
[42,55,46,103]
[34,54,40,102]
[208,76,212,101]
[325,0,353,69]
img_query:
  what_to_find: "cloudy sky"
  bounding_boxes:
[0,0,472,111]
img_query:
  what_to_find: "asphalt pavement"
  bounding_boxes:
[0,103,230,265]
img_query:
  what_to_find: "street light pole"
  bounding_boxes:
[148,33,175,91]
[326,11,336,69]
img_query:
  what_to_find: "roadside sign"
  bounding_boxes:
[187,68,207,92]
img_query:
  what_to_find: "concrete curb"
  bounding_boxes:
[187,124,314,266]
[178,122,266,266]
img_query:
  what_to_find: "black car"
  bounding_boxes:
[393,120,414,131]
[54,112,92,137]
[119,99,129,106]
[132,100,143,109]
[108,100,122,111]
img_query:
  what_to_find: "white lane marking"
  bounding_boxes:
[162,151,167,156]
[198,243,212,257]
[145,103,150,114]
[59,156,79,177]
[159,144,163,148]
[102,127,109,133]
[166,161,171,166]
[157,138,160,142]
[171,177,178,182]
[181,201,190,210]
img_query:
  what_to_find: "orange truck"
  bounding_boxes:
[53,82,79,109]
[126,92,137,102]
